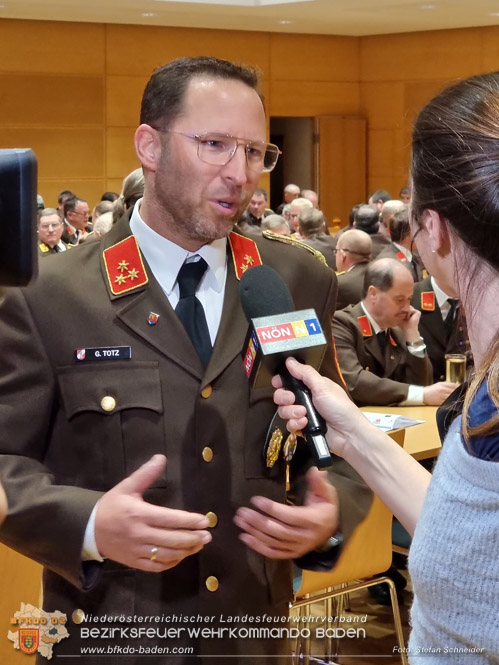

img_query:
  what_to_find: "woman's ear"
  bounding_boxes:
[421,209,451,255]
[134,124,162,172]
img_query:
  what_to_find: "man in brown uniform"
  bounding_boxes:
[333,258,456,407]
[0,57,370,664]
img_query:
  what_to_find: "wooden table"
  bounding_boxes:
[362,405,440,460]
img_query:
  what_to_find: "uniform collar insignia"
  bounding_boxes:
[103,235,149,297]
[39,242,50,253]
[228,231,262,279]
[395,250,408,263]
[421,291,435,311]
[357,314,373,337]
[389,333,397,346]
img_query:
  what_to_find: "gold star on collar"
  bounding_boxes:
[128,268,140,280]
[244,254,255,266]
[115,273,127,285]
[117,260,129,272]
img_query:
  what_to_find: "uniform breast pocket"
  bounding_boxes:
[56,362,166,490]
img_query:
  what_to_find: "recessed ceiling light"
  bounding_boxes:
[278,20,292,25]
[142,12,158,17]
[419,3,437,9]
[488,12,499,17]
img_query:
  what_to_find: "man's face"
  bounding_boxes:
[400,192,411,204]
[67,201,90,230]
[148,77,266,249]
[38,214,63,247]
[369,270,414,329]
[249,194,266,219]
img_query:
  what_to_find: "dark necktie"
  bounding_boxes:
[377,330,387,354]
[444,298,458,340]
[175,258,212,368]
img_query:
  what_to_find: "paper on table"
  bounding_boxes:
[361,411,424,432]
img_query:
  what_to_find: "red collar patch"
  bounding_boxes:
[357,314,373,337]
[228,231,262,279]
[103,236,149,296]
[421,291,435,311]
[395,250,408,263]
[389,333,397,346]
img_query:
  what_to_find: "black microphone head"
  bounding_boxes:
[239,265,295,321]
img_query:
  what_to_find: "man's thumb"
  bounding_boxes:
[116,454,167,497]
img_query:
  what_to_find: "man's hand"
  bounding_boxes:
[397,306,422,343]
[423,381,458,405]
[95,455,211,572]
[233,467,339,559]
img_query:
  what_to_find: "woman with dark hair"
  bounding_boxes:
[273,71,499,662]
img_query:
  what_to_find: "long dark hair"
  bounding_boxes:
[410,71,499,441]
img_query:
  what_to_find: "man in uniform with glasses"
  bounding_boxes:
[37,208,72,255]
[0,57,370,664]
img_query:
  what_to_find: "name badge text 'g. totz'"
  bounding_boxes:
[75,346,132,362]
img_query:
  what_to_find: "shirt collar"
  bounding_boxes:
[430,275,453,309]
[129,198,227,296]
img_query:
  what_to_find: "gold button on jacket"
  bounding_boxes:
[100,395,116,412]
[205,576,219,592]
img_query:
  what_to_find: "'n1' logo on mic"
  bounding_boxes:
[256,318,322,345]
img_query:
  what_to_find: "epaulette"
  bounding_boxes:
[395,250,408,263]
[357,314,373,337]
[262,230,327,266]
[39,243,50,253]
[421,291,435,311]
[103,235,149,296]
[228,231,262,279]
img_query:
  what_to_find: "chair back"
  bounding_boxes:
[295,493,393,598]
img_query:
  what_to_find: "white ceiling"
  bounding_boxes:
[2,0,499,37]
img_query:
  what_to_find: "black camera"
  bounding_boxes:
[0,148,38,287]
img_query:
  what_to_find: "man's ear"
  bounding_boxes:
[421,209,451,254]
[134,124,162,172]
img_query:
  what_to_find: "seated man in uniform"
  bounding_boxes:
[412,273,471,382]
[376,205,424,282]
[333,258,457,407]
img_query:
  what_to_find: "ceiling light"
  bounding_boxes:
[488,12,499,17]
[142,12,158,17]
[278,20,292,25]
[419,3,437,9]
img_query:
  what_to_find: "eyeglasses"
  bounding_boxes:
[334,247,353,254]
[70,210,89,217]
[39,222,62,230]
[153,129,281,173]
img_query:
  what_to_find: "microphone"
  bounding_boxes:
[239,265,332,469]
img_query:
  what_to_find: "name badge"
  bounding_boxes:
[75,346,132,362]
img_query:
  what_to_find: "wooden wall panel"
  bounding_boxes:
[105,25,271,78]
[361,28,483,82]
[0,74,104,126]
[106,128,141,180]
[106,76,148,127]
[270,81,360,117]
[481,26,499,71]
[269,34,359,81]
[360,82,405,130]
[0,19,105,74]
[0,128,104,179]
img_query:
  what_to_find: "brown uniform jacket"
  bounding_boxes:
[300,233,337,270]
[336,263,369,311]
[0,216,371,664]
[333,302,433,406]
[412,276,470,382]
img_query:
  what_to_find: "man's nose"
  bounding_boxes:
[222,144,250,184]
